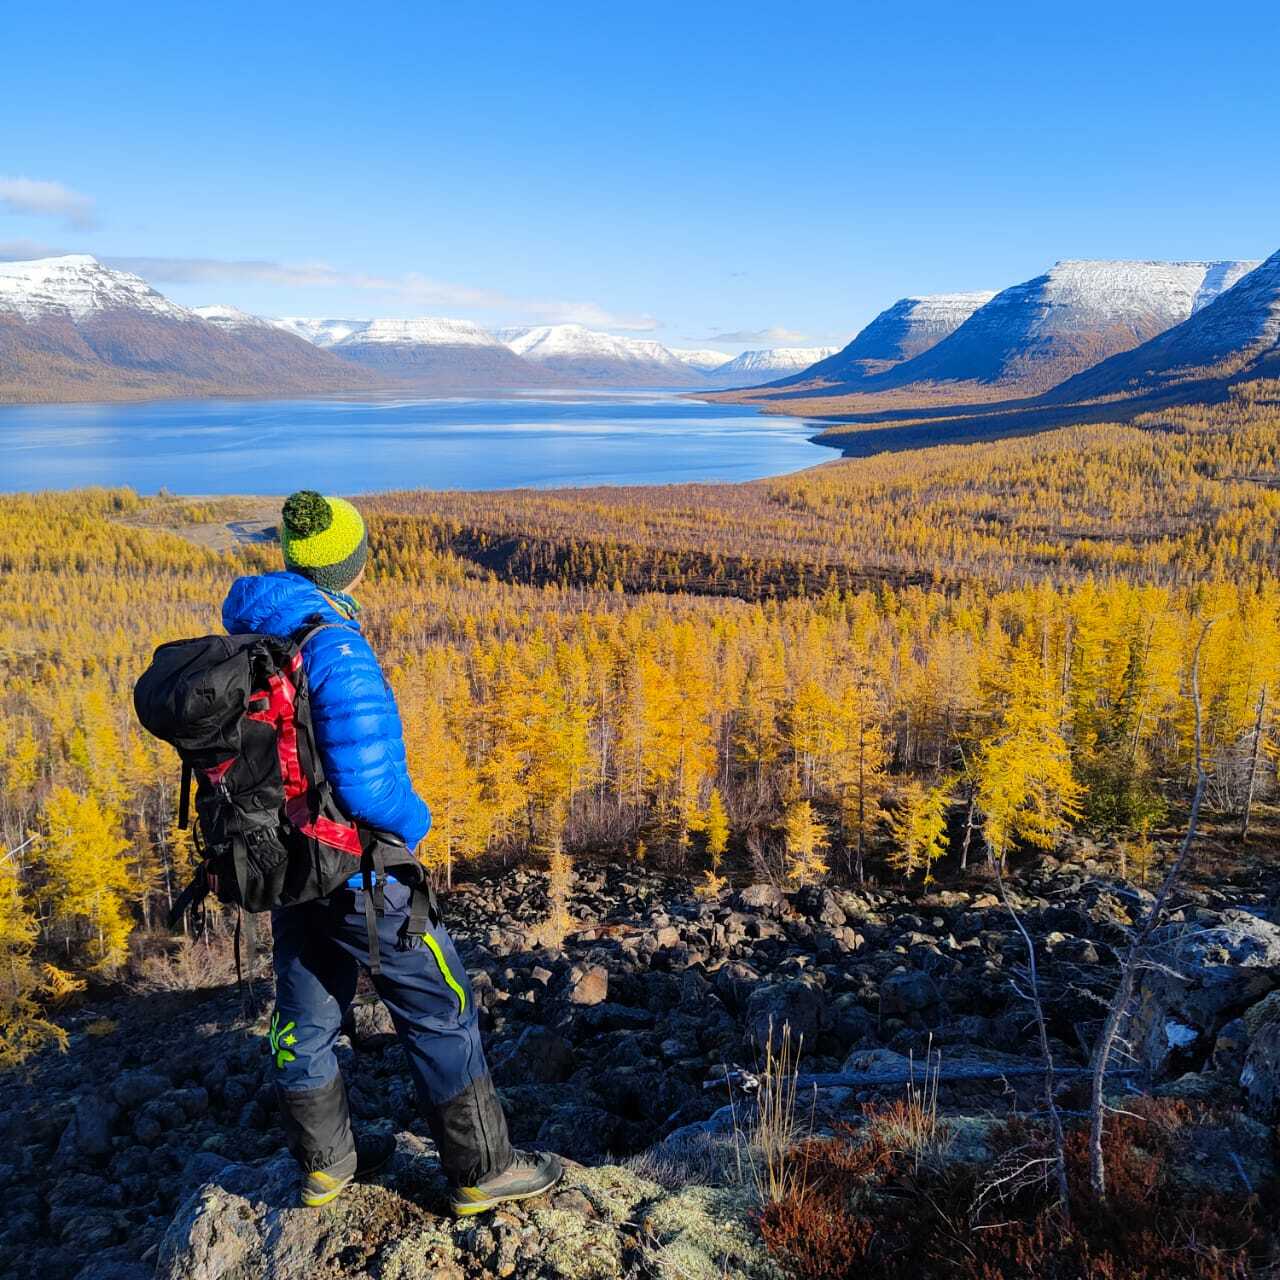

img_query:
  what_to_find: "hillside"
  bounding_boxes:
[1048,248,1280,403]
[766,292,995,388]
[0,257,378,402]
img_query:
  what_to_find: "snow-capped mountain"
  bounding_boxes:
[704,347,839,387]
[772,292,996,388]
[864,259,1260,396]
[192,304,274,331]
[0,254,192,322]
[328,317,554,388]
[270,317,368,348]
[267,315,557,388]
[340,317,503,347]
[502,325,709,387]
[0,256,374,402]
[1048,249,1280,402]
[669,347,733,371]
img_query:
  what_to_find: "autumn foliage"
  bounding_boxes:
[3,387,1280,1056]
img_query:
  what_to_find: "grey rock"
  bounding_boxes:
[111,1070,170,1111]
[1243,989,1280,1038]
[829,993,877,1048]
[59,1093,119,1160]
[879,970,941,1015]
[568,964,609,1006]
[1212,1017,1249,1079]
[743,980,826,1050]
[345,998,397,1048]
[1154,910,1280,969]
[1130,966,1273,1080]
[736,883,786,916]
[1243,1017,1280,1121]
[73,1261,151,1280]
[791,886,846,927]
[491,1025,575,1085]
[841,1046,913,1075]
[537,1105,623,1161]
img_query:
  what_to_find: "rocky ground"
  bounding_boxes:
[5,854,1280,1280]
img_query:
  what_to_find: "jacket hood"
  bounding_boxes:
[222,571,360,638]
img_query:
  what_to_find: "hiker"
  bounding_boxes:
[220,490,562,1213]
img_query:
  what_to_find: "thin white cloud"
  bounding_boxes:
[0,239,68,261]
[0,178,97,229]
[702,325,812,345]
[105,254,659,331]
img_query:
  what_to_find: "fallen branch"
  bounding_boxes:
[706,1064,1138,1092]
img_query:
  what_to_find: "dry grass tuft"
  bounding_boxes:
[733,1021,812,1206]
[860,1042,953,1175]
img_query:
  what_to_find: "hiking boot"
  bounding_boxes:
[449,1149,564,1216]
[300,1132,396,1207]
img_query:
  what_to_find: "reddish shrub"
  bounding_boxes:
[758,1098,1274,1280]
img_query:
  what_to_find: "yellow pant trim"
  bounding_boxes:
[421,932,467,1016]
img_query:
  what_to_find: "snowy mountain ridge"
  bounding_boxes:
[334,317,502,348]
[0,254,193,322]
[269,318,367,347]
[768,292,998,388]
[669,347,732,371]
[268,317,502,348]
[1048,250,1280,402]
[985,259,1260,335]
[505,324,688,369]
[713,346,837,375]
[192,304,273,331]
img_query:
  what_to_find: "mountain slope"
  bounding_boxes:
[770,293,995,389]
[503,324,709,386]
[0,256,376,402]
[669,347,732,371]
[329,317,556,388]
[1048,250,1280,402]
[704,346,839,387]
[858,259,1259,397]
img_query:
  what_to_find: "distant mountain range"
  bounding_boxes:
[0,256,834,400]
[0,256,371,402]
[3,249,1279,415]
[497,324,710,387]
[743,259,1262,409]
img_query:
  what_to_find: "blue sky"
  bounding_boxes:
[3,1,1278,353]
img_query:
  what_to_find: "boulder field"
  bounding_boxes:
[5,858,1280,1279]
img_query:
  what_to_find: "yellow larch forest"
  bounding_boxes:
[4,383,1280,1061]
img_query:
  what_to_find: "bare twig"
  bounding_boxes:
[990,853,1071,1215]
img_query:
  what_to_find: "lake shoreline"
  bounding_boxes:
[0,390,841,495]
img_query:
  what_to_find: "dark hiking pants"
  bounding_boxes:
[269,879,513,1185]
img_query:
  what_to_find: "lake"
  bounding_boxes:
[0,391,839,493]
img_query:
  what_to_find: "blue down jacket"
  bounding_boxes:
[221,572,431,848]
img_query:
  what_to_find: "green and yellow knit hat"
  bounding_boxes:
[280,490,369,592]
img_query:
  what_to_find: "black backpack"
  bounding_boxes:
[133,623,435,972]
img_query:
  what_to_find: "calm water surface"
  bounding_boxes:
[0,391,838,493]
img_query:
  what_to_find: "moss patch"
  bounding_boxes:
[641,1185,784,1280]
